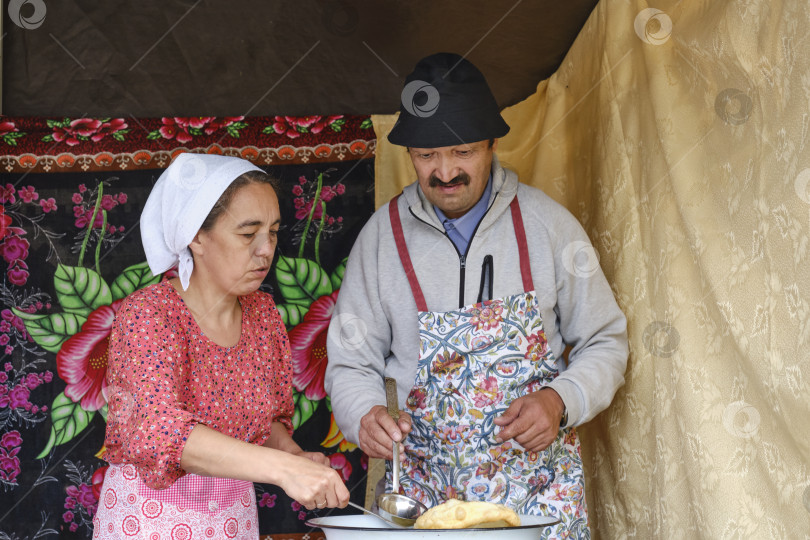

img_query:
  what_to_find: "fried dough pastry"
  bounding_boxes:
[414,498,521,529]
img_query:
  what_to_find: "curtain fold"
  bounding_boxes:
[374,0,810,537]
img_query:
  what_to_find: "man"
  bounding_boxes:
[325,53,627,538]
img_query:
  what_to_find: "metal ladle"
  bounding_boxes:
[374,377,428,527]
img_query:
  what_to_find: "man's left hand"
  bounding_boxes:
[493,388,565,452]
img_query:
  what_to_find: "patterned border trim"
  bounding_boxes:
[0,140,376,174]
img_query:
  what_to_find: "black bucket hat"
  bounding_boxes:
[387,53,510,148]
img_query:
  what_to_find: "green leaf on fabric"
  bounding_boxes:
[277,303,309,328]
[41,134,55,142]
[330,258,347,290]
[330,119,346,132]
[360,118,373,130]
[146,131,162,140]
[262,126,276,135]
[54,264,112,317]
[11,310,87,353]
[275,256,332,308]
[111,261,161,300]
[292,391,318,430]
[36,392,96,459]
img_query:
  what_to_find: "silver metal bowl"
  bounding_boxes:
[305,514,560,539]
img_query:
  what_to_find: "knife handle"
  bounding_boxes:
[384,377,400,421]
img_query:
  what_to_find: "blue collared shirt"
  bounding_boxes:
[434,175,493,254]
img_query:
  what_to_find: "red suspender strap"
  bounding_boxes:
[509,196,535,292]
[388,194,429,312]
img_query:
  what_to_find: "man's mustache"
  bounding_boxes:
[429,173,470,187]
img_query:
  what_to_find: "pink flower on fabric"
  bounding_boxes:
[39,198,57,213]
[524,331,549,362]
[17,186,38,203]
[406,387,427,411]
[258,493,277,508]
[472,376,503,408]
[0,455,21,482]
[8,385,30,409]
[320,186,335,202]
[100,194,116,211]
[56,299,123,411]
[469,301,503,332]
[204,116,244,134]
[0,121,18,137]
[329,453,353,481]
[437,424,468,445]
[2,235,30,263]
[93,118,128,141]
[289,290,340,400]
[158,117,194,143]
[52,118,103,146]
[0,207,11,241]
[0,430,21,449]
[0,184,16,204]
[8,261,29,286]
[24,373,42,390]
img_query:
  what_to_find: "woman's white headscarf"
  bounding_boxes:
[140,153,262,290]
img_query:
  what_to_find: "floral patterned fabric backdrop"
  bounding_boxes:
[0,115,376,539]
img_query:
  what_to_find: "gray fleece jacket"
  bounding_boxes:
[325,156,628,445]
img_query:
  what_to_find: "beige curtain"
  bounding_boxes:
[372,0,810,537]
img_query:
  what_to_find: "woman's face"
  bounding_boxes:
[190,182,280,297]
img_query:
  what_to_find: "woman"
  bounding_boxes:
[93,153,349,539]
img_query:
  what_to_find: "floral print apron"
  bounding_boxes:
[387,195,589,539]
[92,463,258,539]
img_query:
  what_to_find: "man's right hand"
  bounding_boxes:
[358,405,412,459]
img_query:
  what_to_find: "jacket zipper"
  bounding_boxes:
[407,192,501,308]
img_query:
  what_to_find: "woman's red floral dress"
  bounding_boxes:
[93,280,293,540]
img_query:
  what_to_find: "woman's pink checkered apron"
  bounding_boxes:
[92,463,258,539]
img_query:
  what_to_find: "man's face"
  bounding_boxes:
[408,139,497,219]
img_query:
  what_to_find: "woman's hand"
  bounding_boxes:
[294,449,331,467]
[275,452,349,510]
